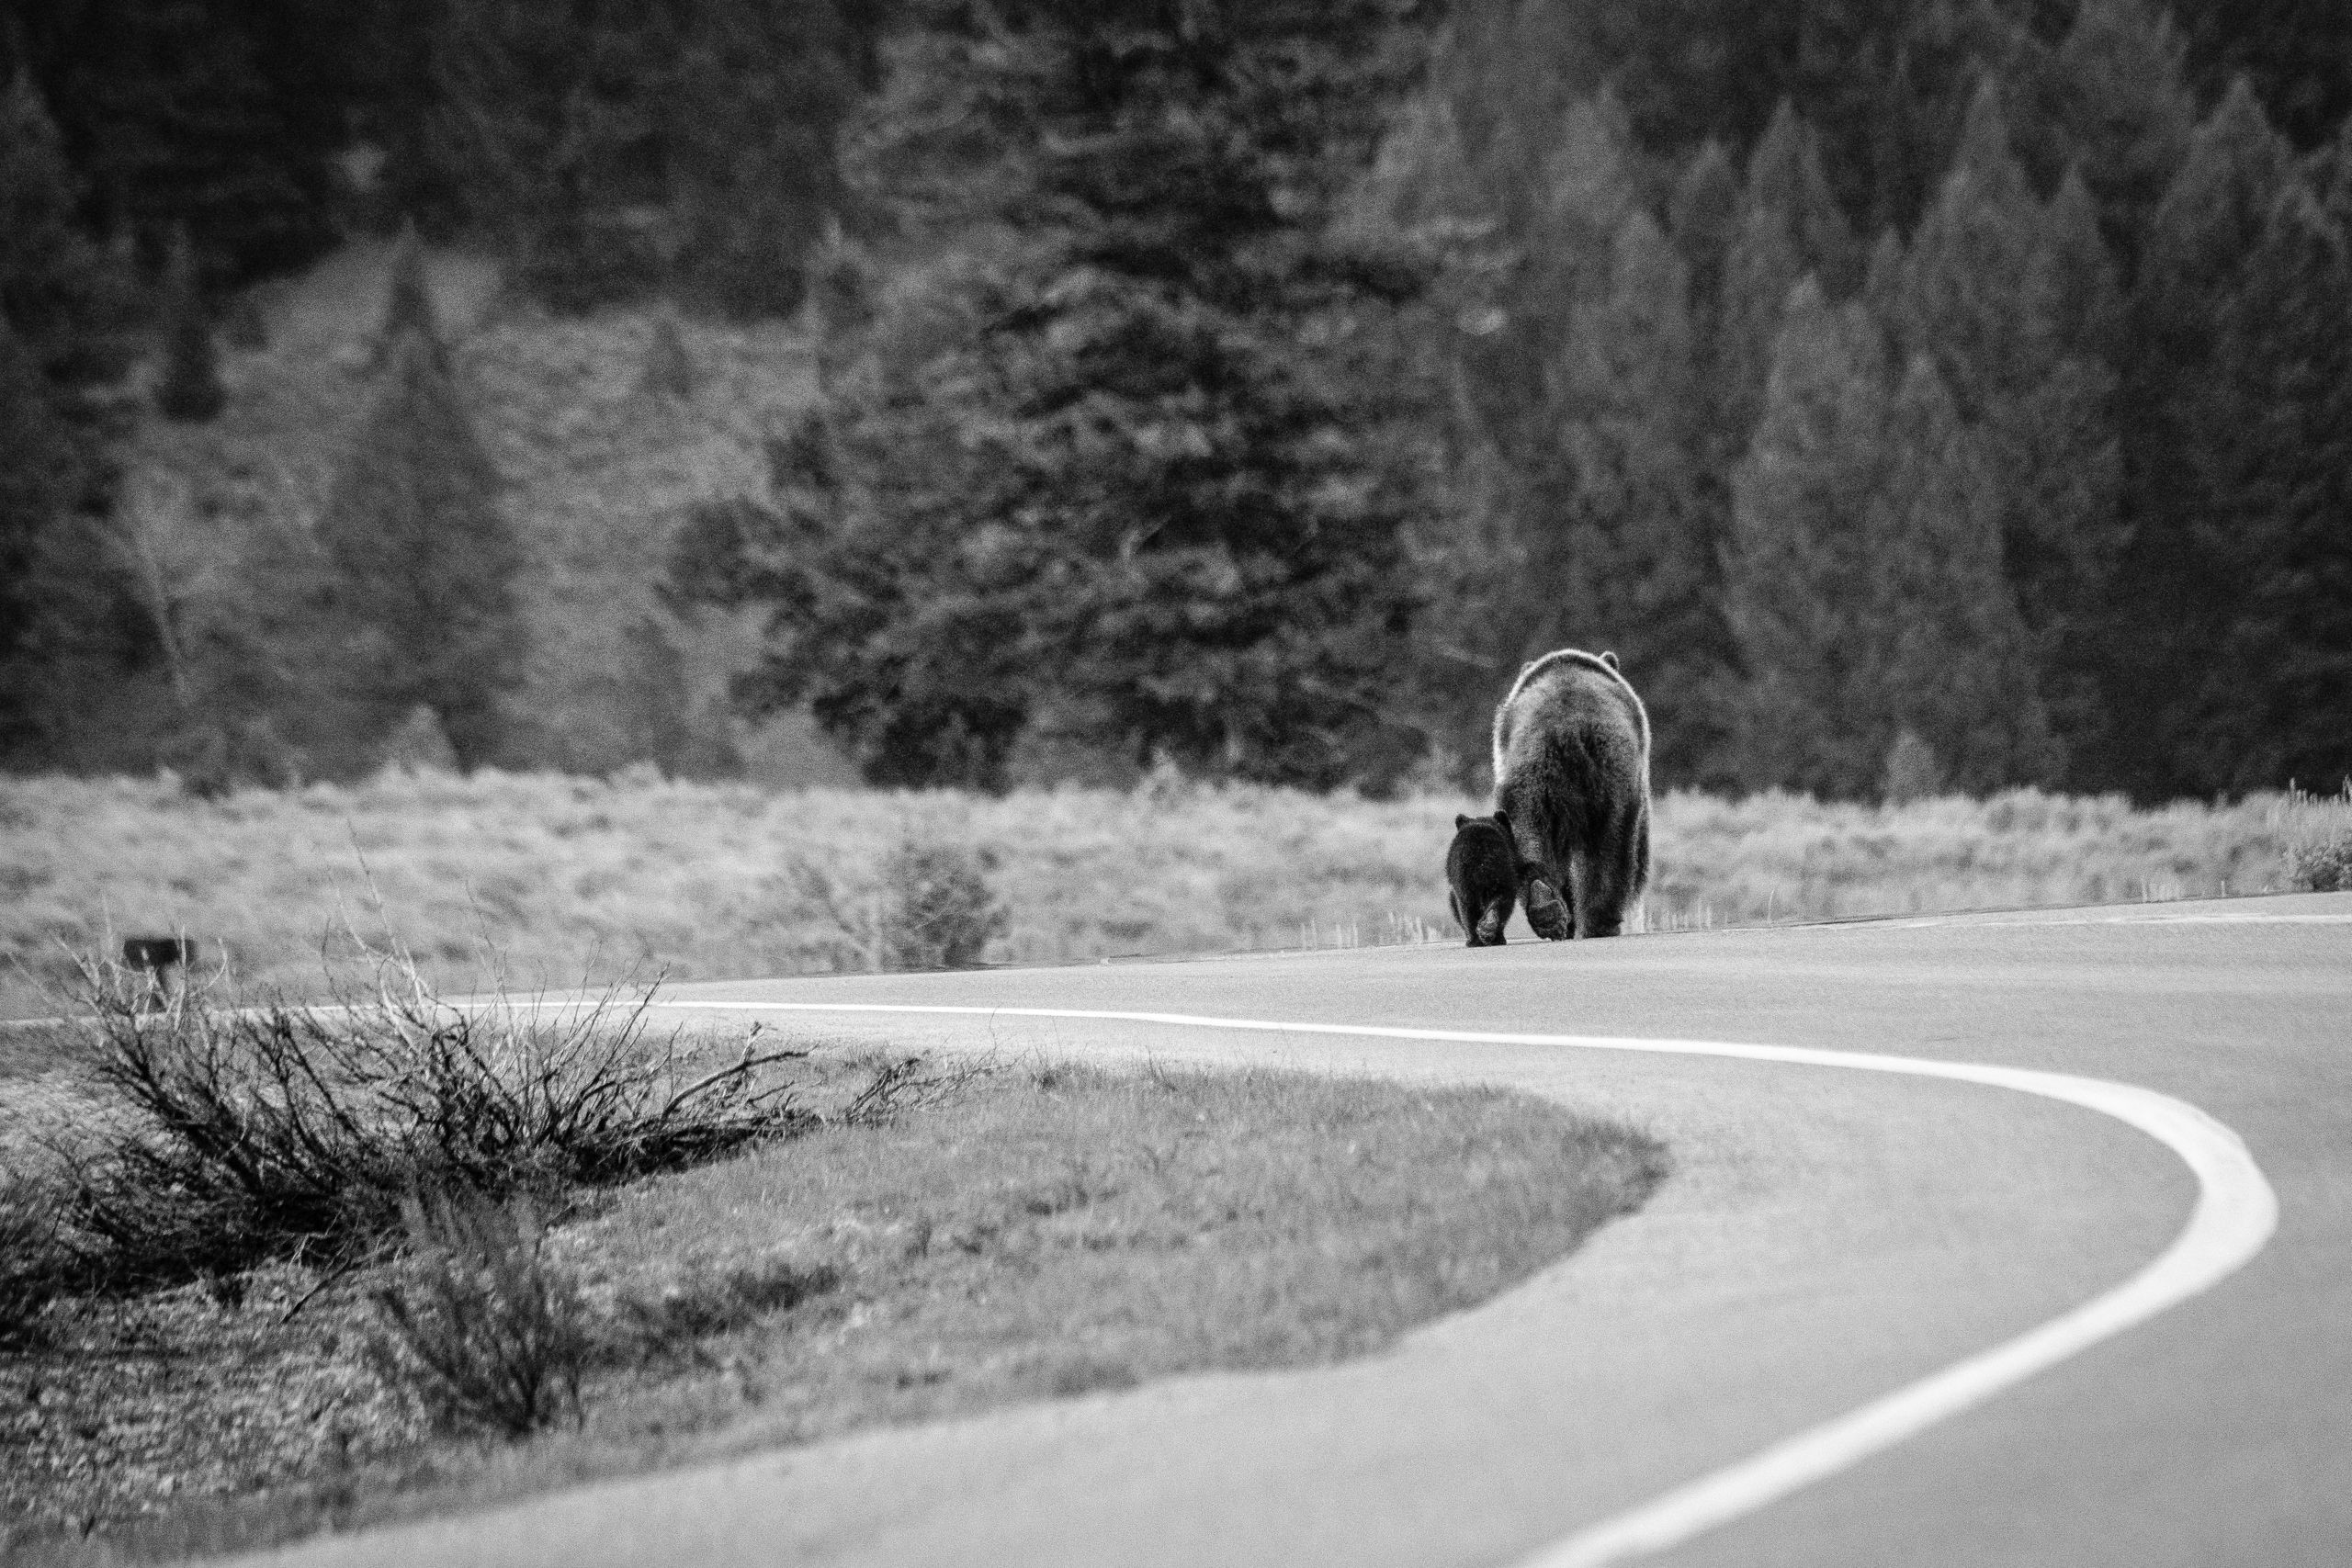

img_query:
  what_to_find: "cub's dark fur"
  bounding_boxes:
[1446,811,1519,946]
[1491,649,1651,939]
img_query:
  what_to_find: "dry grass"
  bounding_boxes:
[6,774,2348,1017]
[0,1054,1663,1563]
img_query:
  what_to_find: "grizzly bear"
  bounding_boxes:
[1446,811,1520,946]
[1491,649,1650,939]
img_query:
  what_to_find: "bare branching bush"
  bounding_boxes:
[62,954,818,1283]
[0,1168,68,1349]
[835,1053,995,1126]
[792,838,1006,971]
[365,1191,592,1438]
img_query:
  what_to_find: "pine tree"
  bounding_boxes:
[1866,355,2059,791]
[1463,90,1644,470]
[1745,102,1859,295]
[154,225,226,422]
[686,1,1442,791]
[0,71,135,387]
[1702,104,1859,468]
[1668,140,1740,327]
[1891,84,2124,781]
[1540,209,1731,783]
[2095,79,2293,795]
[1888,81,2049,412]
[669,0,858,320]
[1711,203,1805,464]
[2173,0,2352,152]
[2036,167,2128,366]
[319,332,524,770]
[0,314,89,740]
[2184,181,2352,791]
[1724,278,1892,795]
[2039,0,2196,273]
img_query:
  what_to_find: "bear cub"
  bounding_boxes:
[1447,811,1520,947]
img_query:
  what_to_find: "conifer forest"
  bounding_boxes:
[3,0,2348,805]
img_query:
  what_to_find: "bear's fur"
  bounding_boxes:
[1446,811,1519,946]
[1490,648,1651,939]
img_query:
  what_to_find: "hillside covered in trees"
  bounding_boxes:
[3,0,2346,802]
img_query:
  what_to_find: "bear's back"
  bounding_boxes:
[1492,649,1650,784]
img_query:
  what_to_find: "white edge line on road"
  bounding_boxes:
[639,998,2279,1568]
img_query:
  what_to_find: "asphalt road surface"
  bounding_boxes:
[251,891,2352,1568]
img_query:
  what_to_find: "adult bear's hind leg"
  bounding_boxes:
[1521,872,1570,940]
[1573,805,1642,937]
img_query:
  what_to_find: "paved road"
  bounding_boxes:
[254,892,2352,1568]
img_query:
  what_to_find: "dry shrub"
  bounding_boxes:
[61,955,817,1284]
[2290,834,2352,892]
[880,840,1007,968]
[366,1190,592,1438]
[0,1168,68,1349]
[791,838,1006,971]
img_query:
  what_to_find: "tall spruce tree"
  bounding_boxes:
[0,71,135,387]
[2183,180,2352,791]
[2097,79,2293,794]
[2035,0,2196,274]
[2174,0,2352,151]
[1668,139,1740,334]
[1724,277,1892,795]
[1542,209,1732,783]
[1708,107,1848,467]
[0,314,89,743]
[1888,82,2123,781]
[2037,166,2128,366]
[1712,199,1806,466]
[0,73,133,759]
[681,0,1442,790]
[669,0,860,319]
[1866,355,2058,791]
[1746,103,1860,296]
[319,331,524,769]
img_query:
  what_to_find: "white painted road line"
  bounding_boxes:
[643,999,2281,1568]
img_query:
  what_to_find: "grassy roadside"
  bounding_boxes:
[6,773,2348,1018]
[1,1013,1665,1564]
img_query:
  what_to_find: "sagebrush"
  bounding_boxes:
[366,1190,592,1438]
[0,1168,65,1348]
[59,954,816,1284]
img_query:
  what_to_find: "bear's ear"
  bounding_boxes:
[1600,649,1619,670]
[1492,808,1511,836]
[1454,813,1470,829]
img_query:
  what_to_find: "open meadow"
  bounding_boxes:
[5,772,2346,1020]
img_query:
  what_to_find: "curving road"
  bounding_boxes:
[252,891,2352,1568]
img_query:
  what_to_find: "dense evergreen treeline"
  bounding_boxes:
[2,0,2346,799]
[677,0,2350,798]
[1369,0,2352,798]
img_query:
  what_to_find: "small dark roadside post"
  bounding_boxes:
[122,936,198,1009]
